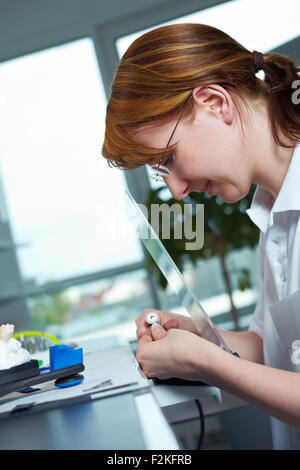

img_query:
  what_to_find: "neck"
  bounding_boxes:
[249,99,296,200]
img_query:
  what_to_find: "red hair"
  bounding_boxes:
[103,23,300,170]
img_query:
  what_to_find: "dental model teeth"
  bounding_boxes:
[0,324,14,342]
[0,324,31,370]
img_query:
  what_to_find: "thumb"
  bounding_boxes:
[163,318,180,331]
[151,323,167,340]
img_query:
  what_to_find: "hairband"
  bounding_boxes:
[253,50,264,73]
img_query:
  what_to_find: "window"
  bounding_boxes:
[0,38,149,340]
[117,0,300,59]
[0,38,143,283]
[28,269,152,341]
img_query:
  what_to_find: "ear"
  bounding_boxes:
[192,84,235,125]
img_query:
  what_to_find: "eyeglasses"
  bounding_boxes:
[150,95,192,183]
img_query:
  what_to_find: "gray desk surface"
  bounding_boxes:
[0,336,148,450]
[0,391,146,450]
[0,335,219,450]
[0,335,181,450]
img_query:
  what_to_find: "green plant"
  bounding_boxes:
[146,185,259,330]
[30,289,72,329]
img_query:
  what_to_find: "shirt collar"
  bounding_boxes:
[246,142,300,233]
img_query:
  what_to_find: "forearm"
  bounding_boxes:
[216,327,264,364]
[201,347,300,428]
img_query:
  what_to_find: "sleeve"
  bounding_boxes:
[248,231,265,339]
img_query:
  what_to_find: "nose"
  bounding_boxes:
[165,173,190,200]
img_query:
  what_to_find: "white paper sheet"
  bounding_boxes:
[0,345,149,414]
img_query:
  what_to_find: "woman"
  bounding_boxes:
[103,23,300,449]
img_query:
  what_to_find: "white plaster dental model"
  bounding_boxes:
[0,323,30,370]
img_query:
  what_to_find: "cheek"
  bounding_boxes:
[185,117,245,166]
[185,123,217,157]
[177,119,249,187]
[177,132,220,178]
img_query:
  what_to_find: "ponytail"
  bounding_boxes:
[261,52,300,147]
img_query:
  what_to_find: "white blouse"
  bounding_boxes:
[246,141,300,449]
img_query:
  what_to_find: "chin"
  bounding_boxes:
[219,187,249,203]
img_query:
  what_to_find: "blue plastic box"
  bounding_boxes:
[50,344,83,371]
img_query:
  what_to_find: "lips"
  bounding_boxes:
[206,181,215,195]
[200,181,209,193]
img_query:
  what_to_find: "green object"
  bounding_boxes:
[146,185,259,330]
[13,331,60,344]
[13,331,60,354]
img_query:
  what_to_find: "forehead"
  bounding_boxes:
[127,119,178,150]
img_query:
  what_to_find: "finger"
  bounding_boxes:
[136,334,153,372]
[138,333,154,345]
[136,310,150,328]
[136,325,152,340]
[162,318,180,331]
[150,323,167,340]
[137,364,148,379]
[136,309,160,337]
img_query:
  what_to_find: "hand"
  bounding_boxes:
[136,323,220,382]
[135,308,199,341]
